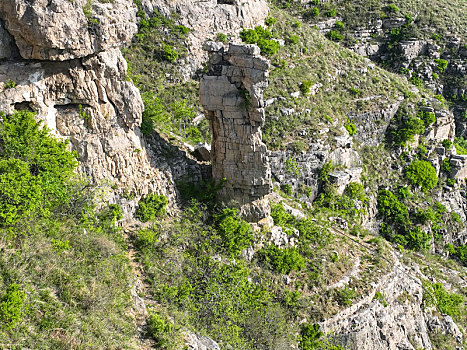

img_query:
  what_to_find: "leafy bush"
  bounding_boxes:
[258,245,306,274]
[344,118,357,136]
[216,32,227,43]
[214,208,253,255]
[328,30,344,42]
[318,161,334,184]
[265,16,277,27]
[335,21,344,31]
[300,80,313,95]
[434,59,448,73]
[392,115,425,145]
[162,44,178,62]
[281,183,293,195]
[417,110,436,127]
[303,7,320,20]
[240,28,259,44]
[0,111,77,226]
[288,34,300,44]
[377,189,409,227]
[0,284,26,330]
[136,194,168,222]
[326,9,337,17]
[147,310,174,347]
[441,157,451,173]
[135,228,160,250]
[386,3,400,12]
[335,285,356,306]
[441,139,452,150]
[239,26,279,56]
[405,160,438,192]
[299,323,323,350]
[423,281,464,316]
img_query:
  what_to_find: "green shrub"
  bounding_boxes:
[135,228,160,249]
[162,44,178,62]
[335,285,356,306]
[344,118,357,136]
[240,28,259,44]
[377,189,409,226]
[215,208,253,255]
[423,282,464,316]
[216,32,227,43]
[434,59,448,73]
[374,291,388,307]
[239,27,279,56]
[303,7,320,20]
[288,34,300,44]
[434,94,445,104]
[318,161,334,184]
[454,137,467,155]
[326,9,337,17]
[299,323,323,349]
[392,115,425,146]
[257,38,280,56]
[258,245,306,274]
[417,110,436,127]
[0,284,26,330]
[405,160,438,191]
[300,80,313,95]
[335,21,344,31]
[281,183,293,195]
[0,110,77,226]
[328,30,344,42]
[4,79,16,89]
[441,139,452,150]
[441,157,451,173]
[410,74,424,87]
[386,3,399,12]
[265,16,277,27]
[285,156,301,177]
[147,310,174,347]
[136,194,168,222]
[344,182,367,203]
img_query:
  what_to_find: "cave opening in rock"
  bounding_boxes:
[217,0,235,4]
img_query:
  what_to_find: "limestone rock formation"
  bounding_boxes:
[0,0,137,60]
[200,43,272,223]
[322,254,433,350]
[141,0,269,76]
[0,0,202,217]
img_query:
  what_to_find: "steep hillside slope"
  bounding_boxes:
[0,0,465,349]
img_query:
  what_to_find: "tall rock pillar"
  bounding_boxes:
[200,43,272,223]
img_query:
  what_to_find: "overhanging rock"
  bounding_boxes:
[200,43,272,223]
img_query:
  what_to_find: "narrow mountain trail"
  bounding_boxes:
[122,221,157,349]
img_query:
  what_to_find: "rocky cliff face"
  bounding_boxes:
[141,0,269,77]
[200,43,272,223]
[0,0,200,217]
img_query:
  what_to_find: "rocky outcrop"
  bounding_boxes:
[0,0,137,61]
[322,254,433,350]
[0,0,202,217]
[200,43,272,223]
[141,0,269,76]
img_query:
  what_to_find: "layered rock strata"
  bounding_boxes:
[200,43,272,222]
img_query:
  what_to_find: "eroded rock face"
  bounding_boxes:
[200,43,272,222]
[322,254,433,350]
[141,0,269,76]
[0,0,200,217]
[0,0,137,60]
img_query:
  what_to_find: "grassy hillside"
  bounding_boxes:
[0,111,138,349]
